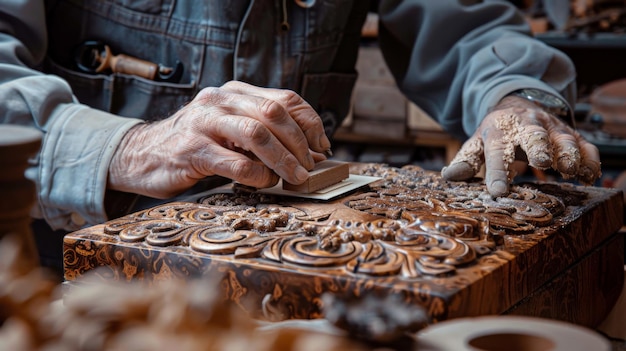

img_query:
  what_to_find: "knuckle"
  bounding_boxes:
[222,80,237,88]
[257,98,286,121]
[241,119,272,145]
[277,89,302,106]
[230,160,275,187]
[229,159,257,181]
[196,86,224,103]
[274,152,294,169]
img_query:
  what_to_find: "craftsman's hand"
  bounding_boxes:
[107,81,331,198]
[442,95,601,197]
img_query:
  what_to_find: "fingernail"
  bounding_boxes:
[295,165,309,183]
[490,180,508,197]
[324,149,333,158]
[320,135,331,151]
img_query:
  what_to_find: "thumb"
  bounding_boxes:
[442,137,485,181]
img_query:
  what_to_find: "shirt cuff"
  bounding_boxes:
[470,77,575,134]
[29,103,143,231]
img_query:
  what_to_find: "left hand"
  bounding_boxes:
[442,95,601,197]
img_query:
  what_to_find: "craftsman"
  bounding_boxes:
[0,1,600,232]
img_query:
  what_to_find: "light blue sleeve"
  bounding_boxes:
[378,0,576,140]
[0,0,142,230]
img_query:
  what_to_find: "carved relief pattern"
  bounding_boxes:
[62,164,623,324]
[99,165,580,279]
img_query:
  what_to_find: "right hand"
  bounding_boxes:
[107,81,331,198]
[442,96,601,197]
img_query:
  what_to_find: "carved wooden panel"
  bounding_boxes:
[63,164,624,327]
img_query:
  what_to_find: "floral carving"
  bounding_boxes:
[100,165,577,278]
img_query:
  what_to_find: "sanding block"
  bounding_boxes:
[282,160,350,193]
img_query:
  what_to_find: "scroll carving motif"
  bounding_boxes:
[101,165,582,278]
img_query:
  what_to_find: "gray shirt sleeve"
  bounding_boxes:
[378,0,577,140]
[0,0,142,230]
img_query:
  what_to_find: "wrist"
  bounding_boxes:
[506,88,575,128]
[107,123,150,194]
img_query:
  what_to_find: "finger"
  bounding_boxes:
[546,123,581,179]
[197,86,315,170]
[441,136,485,181]
[221,81,331,153]
[190,142,280,188]
[310,149,328,163]
[205,114,310,185]
[482,119,517,197]
[575,133,602,185]
[226,92,316,170]
[517,123,552,170]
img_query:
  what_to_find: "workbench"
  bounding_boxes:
[63,163,624,328]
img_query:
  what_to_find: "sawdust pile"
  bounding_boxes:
[0,234,367,351]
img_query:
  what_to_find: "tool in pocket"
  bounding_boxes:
[74,40,183,83]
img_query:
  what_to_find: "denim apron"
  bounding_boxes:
[43,0,369,136]
[35,0,370,277]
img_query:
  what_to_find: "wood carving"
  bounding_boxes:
[63,163,625,328]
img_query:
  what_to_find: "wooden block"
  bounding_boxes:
[282,160,349,193]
